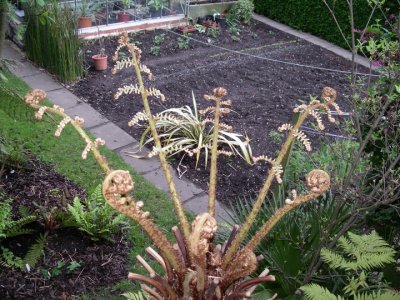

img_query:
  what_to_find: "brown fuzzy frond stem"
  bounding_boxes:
[125,43,192,254]
[222,88,338,269]
[226,276,276,299]
[128,273,172,299]
[103,171,185,274]
[28,102,111,175]
[208,87,227,217]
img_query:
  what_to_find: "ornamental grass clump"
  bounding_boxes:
[25,32,344,299]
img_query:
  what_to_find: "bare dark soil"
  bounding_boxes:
[70,20,359,205]
[0,158,130,299]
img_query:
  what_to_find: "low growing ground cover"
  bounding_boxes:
[71,20,361,205]
[0,70,179,298]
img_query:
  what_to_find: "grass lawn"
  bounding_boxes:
[0,69,181,297]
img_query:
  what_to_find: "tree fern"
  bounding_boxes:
[321,231,396,272]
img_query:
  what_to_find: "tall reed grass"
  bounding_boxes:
[24,1,83,83]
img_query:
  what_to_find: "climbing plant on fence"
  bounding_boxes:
[254,0,398,49]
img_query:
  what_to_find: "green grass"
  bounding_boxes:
[0,69,181,296]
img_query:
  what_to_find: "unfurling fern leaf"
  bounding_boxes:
[24,234,46,271]
[321,231,396,272]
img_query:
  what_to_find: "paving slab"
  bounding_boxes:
[117,146,161,174]
[142,166,204,202]
[9,60,42,78]
[46,89,81,109]
[65,103,108,128]
[183,194,231,222]
[3,41,23,60]
[142,168,170,193]
[22,72,64,92]
[89,122,137,150]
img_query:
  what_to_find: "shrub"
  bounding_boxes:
[227,0,255,24]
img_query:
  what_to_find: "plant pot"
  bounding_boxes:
[78,16,93,28]
[92,54,108,71]
[117,12,130,22]
[215,15,227,27]
[177,25,197,33]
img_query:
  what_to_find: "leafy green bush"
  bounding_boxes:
[227,0,255,24]
[253,0,398,48]
[301,231,398,299]
[67,185,129,241]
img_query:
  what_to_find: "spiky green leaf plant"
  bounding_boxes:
[129,93,253,167]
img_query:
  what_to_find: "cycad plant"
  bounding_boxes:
[25,32,346,299]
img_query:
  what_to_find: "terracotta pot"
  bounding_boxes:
[92,54,108,71]
[78,16,92,28]
[177,25,196,33]
[203,21,220,28]
[117,12,130,22]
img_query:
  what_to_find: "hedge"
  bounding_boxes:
[254,0,398,49]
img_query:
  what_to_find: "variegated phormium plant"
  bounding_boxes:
[25,32,345,299]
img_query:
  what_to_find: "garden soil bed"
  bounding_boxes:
[70,20,363,206]
[0,158,131,299]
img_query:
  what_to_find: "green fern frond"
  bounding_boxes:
[121,290,148,300]
[353,290,400,300]
[18,206,33,218]
[68,197,85,224]
[5,215,36,238]
[322,231,395,271]
[6,228,35,238]
[24,234,46,271]
[87,184,105,206]
[300,284,344,300]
